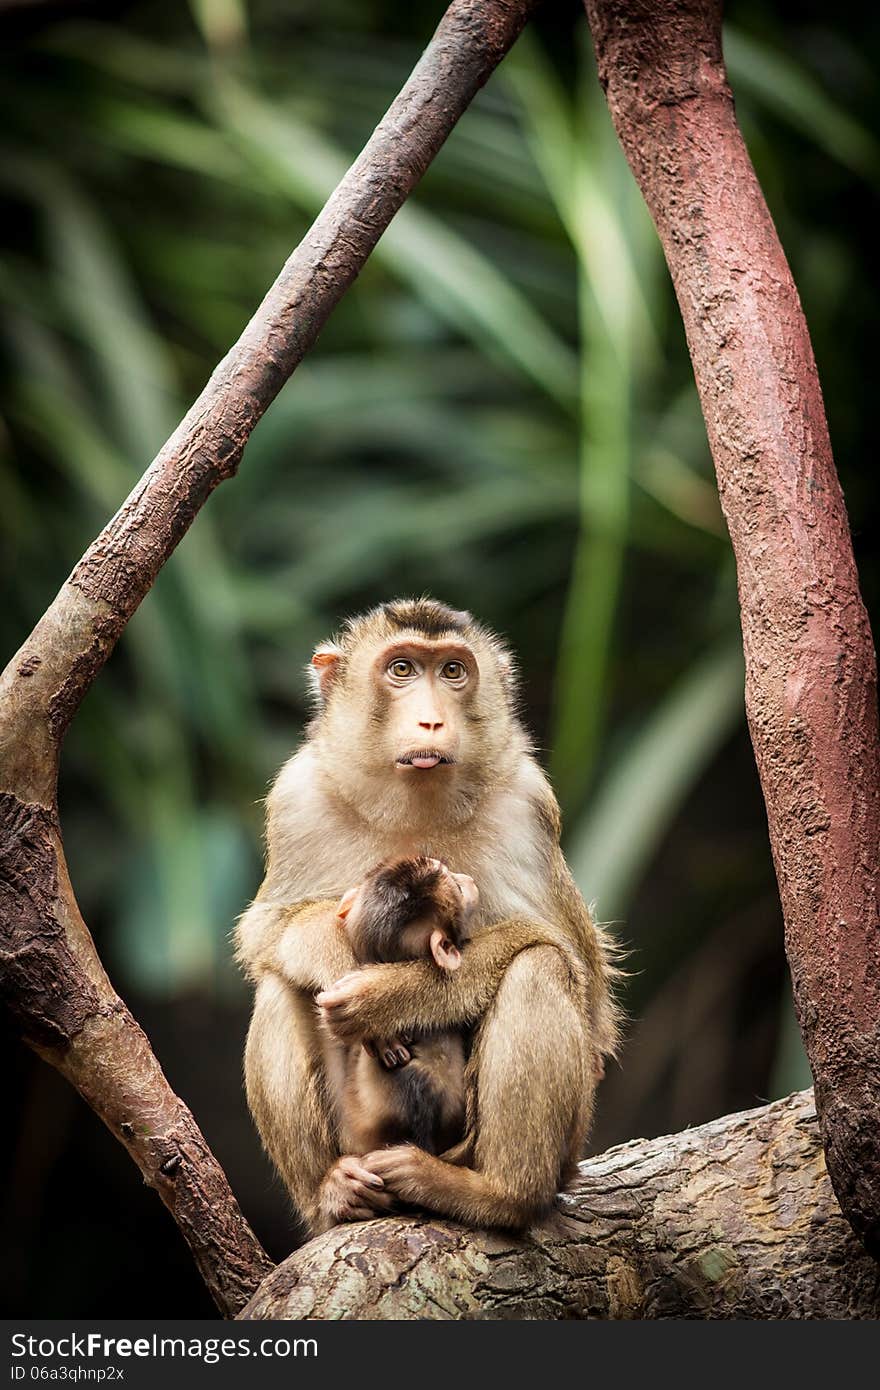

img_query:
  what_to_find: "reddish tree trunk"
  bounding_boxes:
[583,0,880,1252]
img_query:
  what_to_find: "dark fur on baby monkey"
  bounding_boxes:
[323,856,478,1160]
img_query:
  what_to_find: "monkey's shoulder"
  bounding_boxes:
[519,757,563,842]
[266,742,322,816]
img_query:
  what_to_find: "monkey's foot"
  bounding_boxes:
[316,1155,399,1231]
[362,1145,432,1206]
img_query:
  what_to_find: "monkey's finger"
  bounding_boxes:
[339,1158,385,1189]
[350,1182,398,1211]
[319,1005,361,1040]
[318,1004,360,1042]
[316,987,350,1007]
[362,1145,419,1183]
[367,1189,399,1212]
[315,990,344,1010]
[344,1204,379,1222]
[316,973,360,1009]
[374,1039,411,1068]
[361,1148,396,1176]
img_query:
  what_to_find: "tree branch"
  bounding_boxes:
[582,0,880,1255]
[2,0,542,782]
[0,0,541,1316]
[239,1091,880,1319]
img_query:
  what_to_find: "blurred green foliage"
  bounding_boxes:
[2,0,877,1117]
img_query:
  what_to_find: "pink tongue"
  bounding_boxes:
[411,755,441,769]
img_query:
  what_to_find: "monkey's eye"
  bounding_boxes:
[441,661,466,682]
[388,658,416,679]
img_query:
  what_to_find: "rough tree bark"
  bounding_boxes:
[582,0,880,1253]
[241,1092,880,1319]
[0,0,541,1316]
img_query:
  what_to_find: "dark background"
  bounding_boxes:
[1,0,877,1316]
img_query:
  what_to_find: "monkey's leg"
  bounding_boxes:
[244,974,395,1234]
[365,946,593,1228]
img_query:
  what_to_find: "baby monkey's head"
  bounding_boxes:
[336,856,478,972]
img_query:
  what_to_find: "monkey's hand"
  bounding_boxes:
[361,1145,436,1209]
[315,1155,399,1232]
[316,970,374,1042]
[317,971,417,1060]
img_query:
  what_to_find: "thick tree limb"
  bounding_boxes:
[239,1091,880,1319]
[0,0,540,1315]
[582,0,880,1254]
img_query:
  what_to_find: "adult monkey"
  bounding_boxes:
[236,598,620,1233]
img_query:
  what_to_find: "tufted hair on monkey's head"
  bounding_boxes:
[308,598,517,703]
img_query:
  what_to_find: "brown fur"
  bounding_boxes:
[235,598,621,1234]
[322,857,473,1176]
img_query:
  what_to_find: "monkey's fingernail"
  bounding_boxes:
[369,1177,384,1188]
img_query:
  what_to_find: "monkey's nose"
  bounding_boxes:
[418,720,444,731]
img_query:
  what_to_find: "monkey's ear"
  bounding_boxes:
[336,887,358,921]
[430,927,461,972]
[309,641,344,701]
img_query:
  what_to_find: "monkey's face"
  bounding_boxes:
[309,606,524,828]
[450,869,479,920]
[376,639,473,770]
[361,636,513,806]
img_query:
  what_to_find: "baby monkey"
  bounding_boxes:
[323,856,478,1163]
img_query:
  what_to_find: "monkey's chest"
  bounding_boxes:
[279,801,547,922]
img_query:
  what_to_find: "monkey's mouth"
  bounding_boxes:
[396,749,456,770]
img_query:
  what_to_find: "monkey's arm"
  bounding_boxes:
[235,897,357,993]
[318,919,584,1043]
